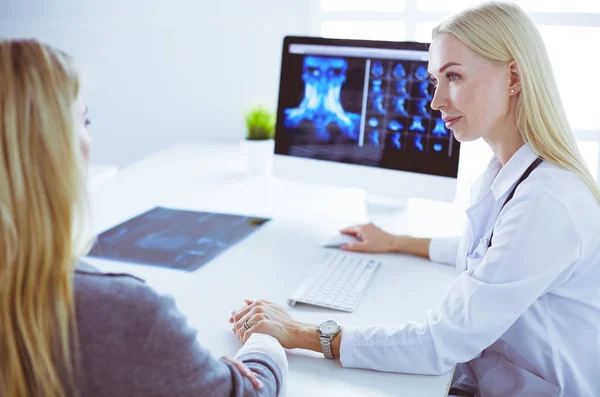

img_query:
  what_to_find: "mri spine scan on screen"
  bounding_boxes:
[284,56,360,141]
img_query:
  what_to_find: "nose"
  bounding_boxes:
[430,84,447,111]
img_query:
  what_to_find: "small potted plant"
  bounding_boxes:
[244,106,276,175]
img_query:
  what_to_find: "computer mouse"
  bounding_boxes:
[320,234,362,248]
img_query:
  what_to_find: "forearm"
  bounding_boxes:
[288,238,433,356]
[293,324,342,358]
[393,235,431,259]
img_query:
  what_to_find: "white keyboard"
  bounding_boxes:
[287,251,381,312]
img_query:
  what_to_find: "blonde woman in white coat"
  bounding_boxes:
[230,2,600,396]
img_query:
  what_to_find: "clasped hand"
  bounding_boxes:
[229,299,304,349]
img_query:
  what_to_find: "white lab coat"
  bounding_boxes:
[339,143,600,397]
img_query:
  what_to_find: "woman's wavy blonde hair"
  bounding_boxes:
[433,1,600,202]
[0,39,91,396]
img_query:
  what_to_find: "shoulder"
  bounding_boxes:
[74,263,167,328]
[509,162,600,246]
[520,163,599,218]
[75,263,156,302]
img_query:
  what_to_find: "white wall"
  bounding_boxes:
[1,0,313,167]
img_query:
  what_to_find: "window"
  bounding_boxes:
[518,1,600,13]
[417,0,491,12]
[313,0,600,190]
[322,0,406,12]
[321,21,406,41]
[537,25,600,131]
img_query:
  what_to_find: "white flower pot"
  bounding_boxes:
[242,139,274,175]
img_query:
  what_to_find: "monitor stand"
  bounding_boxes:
[363,191,409,225]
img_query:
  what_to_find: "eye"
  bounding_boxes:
[429,76,438,87]
[446,72,460,82]
[85,118,91,127]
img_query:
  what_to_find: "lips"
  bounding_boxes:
[442,115,461,123]
[444,116,462,128]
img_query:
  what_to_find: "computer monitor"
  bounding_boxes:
[272,36,460,205]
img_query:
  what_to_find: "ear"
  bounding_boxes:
[508,60,521,95]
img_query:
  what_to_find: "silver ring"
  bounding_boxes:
[243,320,250,331]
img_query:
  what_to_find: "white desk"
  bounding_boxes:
[86,143,468,397]
[88,163,118,190]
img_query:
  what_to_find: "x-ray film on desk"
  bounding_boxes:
[88,206,270,271]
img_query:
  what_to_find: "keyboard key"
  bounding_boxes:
[290,252,381,312]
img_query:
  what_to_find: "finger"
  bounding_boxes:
[231,360,263,390]
[234,307,263,335]
[232,301,256,323]
[222,357,263,390]
[256,301,287,315]
[234,312,250,335]
[246,372,263,390]
[233,299,275,324]
[247,299,273,305]
[222,356,244,373]
[339,224,362,235]
[232,302,283,332]
[237,314,258,342]
[230,300,254,323]
[242,320,267,344]
[234,308,266,335]
[222,356,244,372]
[341,241,372,252]
[238,314,272,345]
[229,304,259,324]
[236,319,246,341]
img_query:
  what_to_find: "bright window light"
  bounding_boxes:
[578,141,599,181]
[417,0,490,12]
[322,0,406,12]
[538,26,600,130]
[320,21,406,41]
[518,0,600,13]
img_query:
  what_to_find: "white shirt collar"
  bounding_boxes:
[488,142,539,200]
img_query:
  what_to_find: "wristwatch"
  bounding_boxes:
[317,320,342,359]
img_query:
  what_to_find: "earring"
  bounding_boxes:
[510,89,515,93]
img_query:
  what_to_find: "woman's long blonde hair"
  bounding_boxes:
[0,39,91,396]
[433,1,600,203]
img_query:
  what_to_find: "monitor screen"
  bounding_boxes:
[274,36,460,179]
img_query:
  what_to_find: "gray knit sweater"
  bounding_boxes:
[74,263,283,396]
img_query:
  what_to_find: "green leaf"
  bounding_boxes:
[245,106,276,140]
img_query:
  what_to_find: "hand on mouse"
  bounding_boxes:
[339,223,399,253]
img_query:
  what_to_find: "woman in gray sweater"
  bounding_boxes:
[0,38,287,397]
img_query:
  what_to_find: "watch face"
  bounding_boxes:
[319,320,340,335]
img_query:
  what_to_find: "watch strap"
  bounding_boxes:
[319,334,335,359]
